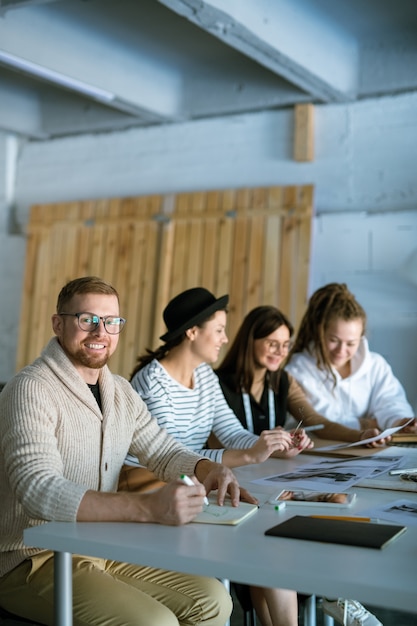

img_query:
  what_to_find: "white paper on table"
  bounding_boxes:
[315,455,403,475]
[251,463,376,492]
[250,456,403,492]
[357,498,417,526]
[318,419,414,451]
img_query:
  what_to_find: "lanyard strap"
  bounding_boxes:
[242,387,275,433]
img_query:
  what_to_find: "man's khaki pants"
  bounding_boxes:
[0,551,232,626]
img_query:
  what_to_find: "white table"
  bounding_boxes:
[24,452,417,626]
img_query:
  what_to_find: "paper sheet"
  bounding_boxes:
[251,456,403,492]
[318,420,414,451]
[357,498,417,526]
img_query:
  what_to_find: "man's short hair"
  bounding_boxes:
[56,276,119,312]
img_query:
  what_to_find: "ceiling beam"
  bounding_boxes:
[0,2,179,122]
[159,0,359,103]
[0,77,47,139]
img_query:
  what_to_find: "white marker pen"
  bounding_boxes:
[180,474,209,505]
[389,468,417,476]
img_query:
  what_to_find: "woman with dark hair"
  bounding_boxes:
[215,304,386,626]
[286,283,416,435]
[215,305,379,442]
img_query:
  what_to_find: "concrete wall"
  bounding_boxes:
[0,91,416,410]
[0,134,26,380]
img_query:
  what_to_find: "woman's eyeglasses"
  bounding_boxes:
[263,339,292,354]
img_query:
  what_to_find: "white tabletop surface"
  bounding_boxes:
[24,447,417,614]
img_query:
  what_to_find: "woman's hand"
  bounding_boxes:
[359,428,391,447]
[247,427,294,464]
[274,428,314,458]
[393,417,417,433]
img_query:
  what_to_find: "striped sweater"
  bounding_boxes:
[0,338,203,578]
[130,360,259,463]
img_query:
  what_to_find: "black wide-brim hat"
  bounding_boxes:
[160,287,229,342]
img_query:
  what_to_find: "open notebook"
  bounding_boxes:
[192,496,258,525]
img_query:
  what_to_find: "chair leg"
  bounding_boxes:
[242,606,256,626]
[316,596,335,626]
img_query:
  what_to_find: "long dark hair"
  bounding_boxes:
[288,282,366,384]
[216,305,293,393]
[130,334,185,380]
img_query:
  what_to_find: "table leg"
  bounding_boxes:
[303,594,317,626]
[220,579,231,626]
[54,551,73,626]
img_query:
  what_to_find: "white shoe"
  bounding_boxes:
[322,598,382,626]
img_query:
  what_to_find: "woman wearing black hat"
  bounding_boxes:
[129,287,312,467]
[127,287,312,626]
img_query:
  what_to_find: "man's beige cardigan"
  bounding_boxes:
[0,338,204,577]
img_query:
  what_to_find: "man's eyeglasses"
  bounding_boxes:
[263,339,292,354]
[59,312,126,334]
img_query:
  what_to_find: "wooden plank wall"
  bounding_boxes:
[17,184,313,378]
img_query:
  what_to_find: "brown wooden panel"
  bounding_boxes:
[246,214,265,312]
[18,184,313,378]
[263,213,281,308]
[228,214,248,340]
[17,224,39,369]
[200,217,218,293]
[139,223,160,346]
[215,191,235,297]
[293,185,313,330]
[108,220,133,375]
[152,220,174,347]
[294,103,315,162]
[170,193,189,298]
[30,231,54,360]
[201,192,221,293]
[186,192,205,287]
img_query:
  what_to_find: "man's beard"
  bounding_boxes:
[73,346,110,369]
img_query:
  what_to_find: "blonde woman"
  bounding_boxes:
[286,283,416,435]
